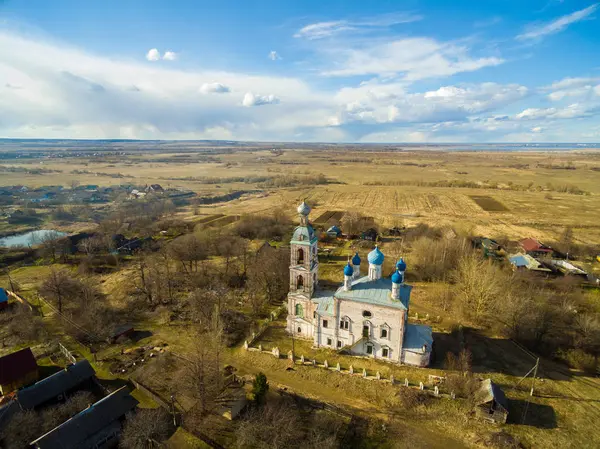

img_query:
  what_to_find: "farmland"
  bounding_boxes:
[2,144,600,243]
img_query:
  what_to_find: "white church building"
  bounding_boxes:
[286,201,433,367]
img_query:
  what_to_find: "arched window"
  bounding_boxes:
[297,327,302,334]
[362,310,372,318]
[295,303,304,318]
[362,320,372,338]
[340,316,350,330]
[297,275,304,290]
[297,248,304,264]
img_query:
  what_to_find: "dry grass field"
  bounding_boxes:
[3,147,599,243]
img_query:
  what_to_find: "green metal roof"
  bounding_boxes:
[290,224,317,245]
[334,276,410,310]
[312,290,335,316]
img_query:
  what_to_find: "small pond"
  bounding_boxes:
[0,230,68,248]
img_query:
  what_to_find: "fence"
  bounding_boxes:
[243,343,455,399]
[245,303,287,346]
[58,342,77,364]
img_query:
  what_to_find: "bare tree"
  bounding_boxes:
[452,253,505,319]
[39,268,78,313]
[119,408,171,449]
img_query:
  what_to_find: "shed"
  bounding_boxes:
[508,254,552,273]
[0,287,8,311]
[474,379,508,424]
[0,348,38,395]
[30,386,139,449]
[17,360,96,409]
[326,225,342,237]
[361,228,379,241]
[109,324,135,343]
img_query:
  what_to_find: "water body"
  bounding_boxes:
[0,229,68,248]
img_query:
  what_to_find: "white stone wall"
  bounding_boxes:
[401,349,431,367]
[314,299,405,362]
[286,292,316,339]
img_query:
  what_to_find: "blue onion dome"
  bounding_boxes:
[367,246,385,265]
[396,258,407,272]
[297,201,311,216]
[344,262,354,276]
[391,270,403,284]
[351,252,361,265]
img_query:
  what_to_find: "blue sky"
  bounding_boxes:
[1,0,599,142]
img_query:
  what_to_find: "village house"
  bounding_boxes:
[30,386,138,449]
[286,202,433,367]
[519,238,555,258]
[16,360,96,410]
[0,287,8,311]
[0,347,38,395]
[326,225,342,238]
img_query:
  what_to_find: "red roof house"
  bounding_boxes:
[0,347,38,395]
[519,238,553,256]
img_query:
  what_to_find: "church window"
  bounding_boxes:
[297,327,302,334]
[340,317,350,330]
[327,338,332,346]
[362,310,372,318]
[382,347,389,358]
[297,248,304,264]
[366,344,373,355]
[297,275,304,290]
[381,328,388,339]
[295,303,304,318]
[337,341,342,348]
[323,320,328,328]
[363,324,370,338]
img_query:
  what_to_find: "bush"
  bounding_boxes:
[395,388,431,410]
[558,349,598,373]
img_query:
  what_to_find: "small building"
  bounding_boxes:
[326,225,342,238]
[17,360,96,410]
[474,379,509,424]
[546,259,588,278]
[519,238,553,258]
[508,254,552,274]
[109,324,135,343]
[0,348,38,395]
[388,226,405,236]
[361,228,379,241]
[0,287,8,311]
[145,184,164,193]
[30,386,139,449]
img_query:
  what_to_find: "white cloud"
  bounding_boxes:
[320,38,503,80]
[294,12,422,39]
[516,4,598,41]
[515,103,592,120]
[544,77,600,101]
[334,82,527,125]
[268,50,281,61]
[146,48,160,61]
[531,126,543,133]
[199,82,231,94]
[163,51,177,61]
[242,92,280,107]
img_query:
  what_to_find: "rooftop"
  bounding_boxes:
[334,276,410,310]
[30,386,138,449]
[402,324,433,354]
[475,378,508,410]
[0,347,37,386]
[17,360,96,410]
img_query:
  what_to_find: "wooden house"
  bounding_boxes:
[474,379,508,424]
[0,348,38,395]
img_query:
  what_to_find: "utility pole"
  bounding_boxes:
[6,270,15,293]
[530,358,539,396]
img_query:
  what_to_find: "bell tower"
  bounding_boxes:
[289,201,319,297]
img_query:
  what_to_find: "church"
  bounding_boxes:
[286,201,433,367]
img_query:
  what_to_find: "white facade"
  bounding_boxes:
[286,203,433,367]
